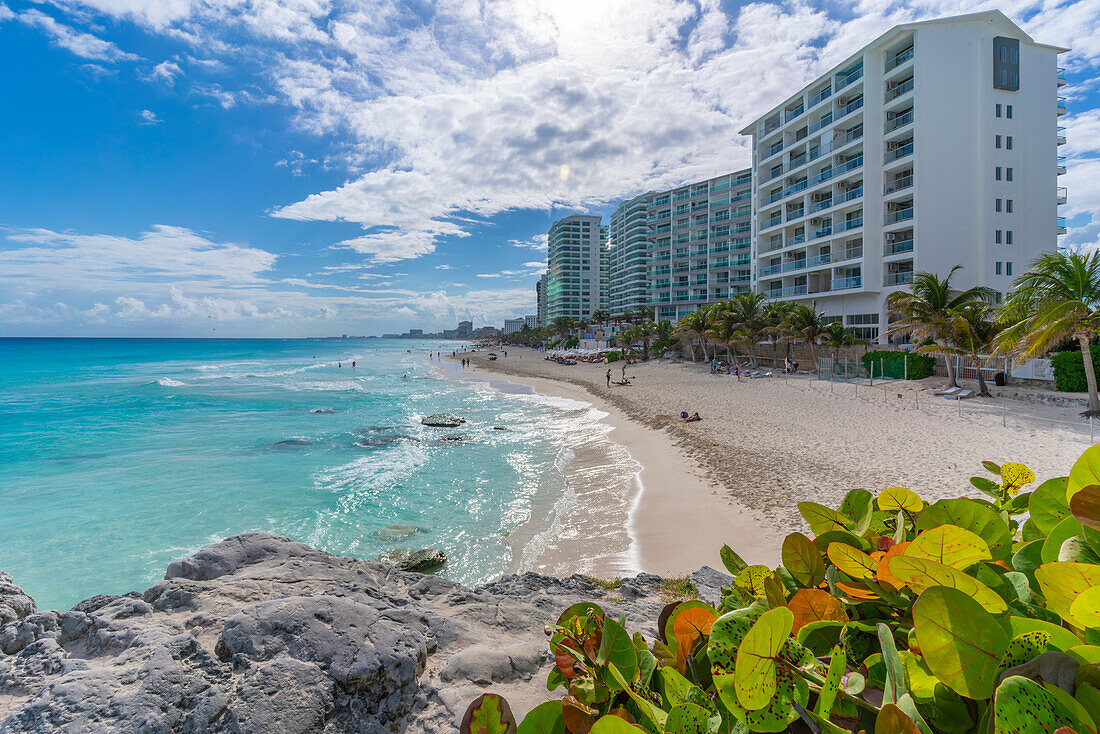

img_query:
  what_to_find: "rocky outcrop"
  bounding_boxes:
[420,414,465,427]
[0,533,699,732]
[0,572,35,627]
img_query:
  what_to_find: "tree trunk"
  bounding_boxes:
[944,350,959,388]
[973,356,990,397]
[688,337,697,363]
[809,342,816,370]
[1078,333,1100,416]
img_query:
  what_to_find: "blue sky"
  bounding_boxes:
[1,0,1098,337]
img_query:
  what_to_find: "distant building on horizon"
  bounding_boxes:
[456,320,473,337]
[544,214,607,324]
[503,317,525,334]
[535,275,547,327]
[524,314,538,329]
[740,10,1066,342]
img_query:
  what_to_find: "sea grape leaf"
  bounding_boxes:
[878,486,923,513]
[598,617,638,690]
[971,475,1001,498]
[1000,462,1036,496]
[815,644,846,718]
[877,623,907,704]
[517,700,566,734]
[796,620,846,657]
[898,651,974,733]
[983,461,1003,475]
[895,693,934,734]
[1031,477,1072,535]
[667,602,718,654]
[734,606,793,710]
[840,488,875,524]
[1059,535,1100,564]
[721,544,750,575]
[1035,561,1100,628]
[606,663,668,728]
[912,587,1010,699]
[1003,491,1032,515]
[658,666,693,708]
[557,602,605,627]
[1041,517,1085,564]
[781,533,825,587]
[462,693,518,734]
[589,714,646,733]
[735,566,774,598]
[1070,485,1100,532]
[827,543,878,580]
[917,498,1012,559]
[1068,444,1100,501]
[875,703,921,734]
[1010,540,1044,589]
[798,502,850,534]
[996,631,1051,677]
[888,555,1008,613]
[907,525,991,569]
[786,589,848,634]
[993,675,1092,734]
[1069,585,1100,629]
[814,529,870,553]
[876,541,911,590]
[663,703,710,734]
[721,666,808,733]
[1004,616,1084,652]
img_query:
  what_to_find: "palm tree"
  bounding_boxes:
[636,321,658,360]
[675,310,709,362]
[707,317,740,365]
[822,322,864,361]
[724,292,769,367]
[616,327,640,359]
[764,301,794,367]
[887,266,994,388]
[947,304,1003,397]
[591,310,609,327]
[996,251,1100,416]
[783,303,826,368]
[652,319,677,357]
[551,316,576,342]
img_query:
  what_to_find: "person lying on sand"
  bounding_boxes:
[679,411,701,422]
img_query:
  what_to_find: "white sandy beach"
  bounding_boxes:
[454,348,1090,580]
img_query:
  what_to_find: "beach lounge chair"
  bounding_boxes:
[943,390,974,400]
[926,387,962,396]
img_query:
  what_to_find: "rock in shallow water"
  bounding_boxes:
[0,532,669,732]
[380,548,448,573]
[420,414,465,427]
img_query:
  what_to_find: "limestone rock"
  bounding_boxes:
[420,414,465,427]
[0,573,36,627]
[381,548,448,573]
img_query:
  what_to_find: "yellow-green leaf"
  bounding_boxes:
[589,716,646,733]
[1030,477,1071,535]
[878,486,923,513]
[461,693,517,734]
[1068,444,1100,501]
[875,703,921,734]
[734,566,774,597]
[888,555,1007,613]
[797,502,850,534]
[827,542,878,580]
[999,462,1035,496]
[907,525,992,569]
[912,587,1009,700]
[734,607,794,711]
[1035,561,1100,627]
[1069,585,1100,629]
[782,532,825,587]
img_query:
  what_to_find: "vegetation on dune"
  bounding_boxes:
[462,443,1100,734]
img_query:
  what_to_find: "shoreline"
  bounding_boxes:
[443,353,785,578]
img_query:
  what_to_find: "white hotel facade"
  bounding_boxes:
[741,11,1066,342]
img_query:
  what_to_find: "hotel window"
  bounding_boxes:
[995,230,1003,244]
[1006,136,1013,150]
[996,103,1002,117]
[996,261,1002,275]
[1006,199,1013,213]
[1006,167,1014,182]
[995,198,1002,212]
[1006,231,1013,245]
[1006,262,1014,276]
[1006,105,1013,118]
[996,167,1002,181]
[996,135,1002,148]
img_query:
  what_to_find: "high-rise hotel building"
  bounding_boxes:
[741,11,1066,341]
[544,214,609,323]
[645,170,754,322]
[607,194,650,318]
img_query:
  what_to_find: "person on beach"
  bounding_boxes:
[352,360,356,368]
[606,368,611,387]
[734,362,742,381]
[710,358,717,374]
[621,362,627,381]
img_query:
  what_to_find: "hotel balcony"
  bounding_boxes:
[884,76,914,103]
[885,108,914,134]
[884,172,913,196]
[1057,67,1067,86]
[885,45,914,75]
[884,140,914,165]
[884,232,914,256]
[1058,126,1067,146]
[885,201,914,227]
[1057,217,1068,235]
[1058,97,1067,115]
[1057,187,1068,205]
[831,276,862,291]
[835,64,863,91]
[808,85,832,109]
[884,271,914,287]
[1058,156,1067,175]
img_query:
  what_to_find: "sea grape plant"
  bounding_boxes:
[461,444,1100,734]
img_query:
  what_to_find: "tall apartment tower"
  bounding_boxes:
[646,170,753,322]
[545,214,607,323]
[608,194,651,318]
[535,274,547,327]
[741,11,1066,342]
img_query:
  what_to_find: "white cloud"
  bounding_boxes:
[433,264,452,270]
[509,234,549,250]
[138,108,162,124]
[14,8,138,62]
[148,59,182,84]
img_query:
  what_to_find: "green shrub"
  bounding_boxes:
[604,350,621,363]
[861,349,935,380]
[462,446,1100,734]
[1052,347,1100,393]
[564,337,579,349]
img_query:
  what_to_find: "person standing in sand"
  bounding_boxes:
[621,362,627,382]
[606,368,611,387]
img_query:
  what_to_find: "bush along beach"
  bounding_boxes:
[462,444,1100,734]
[1053,348,1100,394]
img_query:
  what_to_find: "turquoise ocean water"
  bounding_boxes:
[0,338,617,611]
